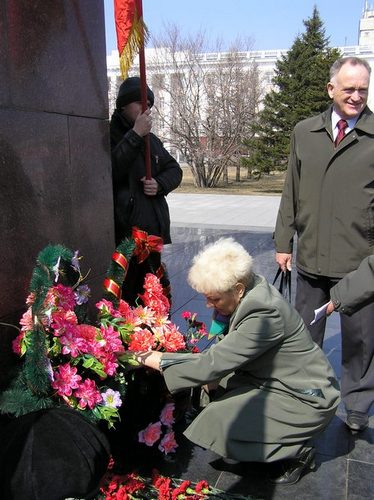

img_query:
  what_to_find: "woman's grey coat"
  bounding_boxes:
[161,274,340,462]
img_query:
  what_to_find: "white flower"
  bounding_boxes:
[102,388,122,408]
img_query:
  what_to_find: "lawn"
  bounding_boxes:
[176,165,286,196]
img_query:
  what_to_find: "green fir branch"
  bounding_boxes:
[0,377,54,417]
[30,244,74,312]
[23,320,51,396]
[103,237,136,308]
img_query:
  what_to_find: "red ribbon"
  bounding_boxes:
[132,227,163,263]
[156,266,163,279]
[112,251,128,272]
[103,278,121,299]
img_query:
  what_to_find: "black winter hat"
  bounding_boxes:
[0,407,110,500]
[116,76,154,110]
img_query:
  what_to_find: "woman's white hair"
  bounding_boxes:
[188,237,253,294]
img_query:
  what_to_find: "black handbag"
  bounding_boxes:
[272,268,292,302]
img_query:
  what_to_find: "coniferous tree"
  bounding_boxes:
[244,7,341,174]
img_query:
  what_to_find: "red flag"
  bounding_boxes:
[114,0,148,79]
[114,0,152,179]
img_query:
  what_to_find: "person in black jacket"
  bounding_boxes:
[110,76,183,305]
[326,255,374,316]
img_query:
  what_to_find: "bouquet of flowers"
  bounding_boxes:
[98,462,251,500]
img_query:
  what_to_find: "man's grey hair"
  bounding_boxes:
[330,56,371,81]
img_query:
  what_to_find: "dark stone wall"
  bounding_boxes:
[0,0,115,388]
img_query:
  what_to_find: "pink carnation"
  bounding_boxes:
[96,299,121,318]
[60,325,86,358]
[76,323,97,340]
[158,324,186,352]
[74,378,102,409]
[128,328,157,352]
[75,324,99,355]
[140,273,170,316]
[25,292,35,306]
[51,309,78,337]
[46,284,76,311]
[117,299,133,318]
[12,332,25,355]
[138,421,162,446]
[158,430,178,454]
[52,363,82,396]
[159,403,175,427]
[100,325,125,353]
[19,308,33,333]
[100,351,119,376]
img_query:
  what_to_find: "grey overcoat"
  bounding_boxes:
[274,106,374,278]
[161,274,340,462]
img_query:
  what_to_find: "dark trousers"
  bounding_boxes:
[295,272,374,414]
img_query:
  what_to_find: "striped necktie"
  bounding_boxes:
[335,119,348,147]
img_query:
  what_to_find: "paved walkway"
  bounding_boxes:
[168,193,281,229]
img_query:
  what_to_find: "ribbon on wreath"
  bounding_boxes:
[132,227,163,263]
[112,250,129,272]
[103,249,131,299]
[103,278,121,299]
[156,262,171,298]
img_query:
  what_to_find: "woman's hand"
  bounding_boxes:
[134,351,163,372]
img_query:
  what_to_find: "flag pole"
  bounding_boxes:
[136,0,151,180]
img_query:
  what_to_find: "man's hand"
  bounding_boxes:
[133,109,152,137]
[141,176,159,196]
[275,252,292,272]
[326,301,336,316]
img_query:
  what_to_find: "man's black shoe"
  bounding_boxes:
[345,411,369,432]
[269,447,316,485]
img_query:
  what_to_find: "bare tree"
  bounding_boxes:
[147,26,261,188]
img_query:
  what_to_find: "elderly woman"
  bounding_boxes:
[135,238,340,484]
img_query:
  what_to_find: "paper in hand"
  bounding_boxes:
[310,302,330,325]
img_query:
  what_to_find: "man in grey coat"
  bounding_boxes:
[274,56,374,432]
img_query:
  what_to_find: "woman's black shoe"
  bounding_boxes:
[269,447,316,485]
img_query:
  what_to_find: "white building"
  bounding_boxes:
[107,4,374,128]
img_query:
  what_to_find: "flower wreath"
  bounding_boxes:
[0,230,207,453]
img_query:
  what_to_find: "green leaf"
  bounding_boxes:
[82,356,95,369]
